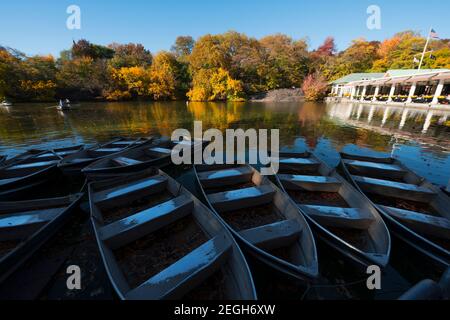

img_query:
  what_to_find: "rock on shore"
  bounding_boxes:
[250,88,304,102]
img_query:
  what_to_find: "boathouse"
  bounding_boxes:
[330,69,450,106]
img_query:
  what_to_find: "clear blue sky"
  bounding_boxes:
[1,0,449,57]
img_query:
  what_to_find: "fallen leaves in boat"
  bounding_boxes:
[288,191,349,207]
[114,215,208,289]
[222,203,283,232]
[368,193,440,216]
[183,270,227,300]
[327,227,371,252]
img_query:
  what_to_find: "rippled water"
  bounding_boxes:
[1,100,449,186]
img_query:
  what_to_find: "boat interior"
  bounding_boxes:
[195,163,317,275]
[90,144,173,170]
[0,196,78,260]
[341,152,450,247]
[0,152,60,187]
[90,169,254,300]
[277,152,390,262]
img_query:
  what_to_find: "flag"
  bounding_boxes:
[413,57,420,64]
[430,29,439,39]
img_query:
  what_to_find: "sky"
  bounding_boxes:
[0,0,449,57]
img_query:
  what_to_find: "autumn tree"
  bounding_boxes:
[301,72,328,101]
[171,36,195,59]
[108,43,152,68]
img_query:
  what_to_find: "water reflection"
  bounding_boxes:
[0,101,449,185]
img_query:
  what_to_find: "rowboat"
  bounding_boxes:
[2,144,85,168]
[82,138,176,181]
[194,163,319,280]
[58,138,153,176]
[1,101,12,107]
[274,151,391,268]
[89,168,256,300]
[340,151,450,267]
[0,151,62,201]
[0,193,83,284]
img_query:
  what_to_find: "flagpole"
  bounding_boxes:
[418,27,432,70]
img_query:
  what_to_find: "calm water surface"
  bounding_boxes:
[1,100,450,299]
[1,100,449,186]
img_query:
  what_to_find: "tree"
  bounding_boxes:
[108,43,152,68]
[302,73,328,101]
[72,39,115,60]
[315,37,336,57]
[258,34,310,89]
[57,57,109,100]
[149,52,180,100]
[171,36,195,59]
[187,68,244,101]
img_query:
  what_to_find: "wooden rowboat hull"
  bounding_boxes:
[89,169,256,300]
[275,152,391,268]
[339,154,450,268]
[194,164,319,281]
[0,194,83,284]
[82,142,174,181]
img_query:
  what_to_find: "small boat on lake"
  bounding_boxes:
[340,151,450,267]
[0,193,83,284]
[82,138,176,181]
[89,168,256,300]
[0,151,62,201]
[194,163,319,281]
[1,100,12,107]
[56,99,74,111]
[274,151,391,268]
[58,137,153,176]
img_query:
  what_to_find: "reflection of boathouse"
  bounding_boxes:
[329,69,450,107]
[327,102,450,145]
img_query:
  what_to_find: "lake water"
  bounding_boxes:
[1,100,450,299]
[1,100,449,186]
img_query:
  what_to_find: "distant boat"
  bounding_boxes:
[56,99,72,111]
[1,100,12,107]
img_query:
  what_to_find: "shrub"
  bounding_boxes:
[301,73,328,101]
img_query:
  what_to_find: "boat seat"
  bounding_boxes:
[197,166,253,189]
[94,175,168,209]
[208,185,275,213]
[125,233,231,300]
[279,157,320,171]
[111,141,135,146]
[6,160,58,171]
[380,205,450,240]
[344,159,406,179]
[99,195,194,249]
[341,152,394,164]
[354,176,436,203]
[113,157,143,167]
[300,205,375,230]
[278,174,341,192]
[148,147,172,154]
[94,147,124,153]
[239,219,302,251]
[0,208,63,241]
